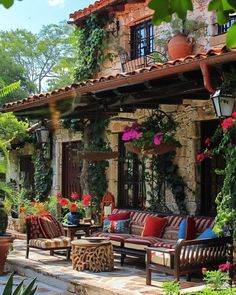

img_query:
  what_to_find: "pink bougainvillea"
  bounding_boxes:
[153,132,163,145]
[71,191,79,200]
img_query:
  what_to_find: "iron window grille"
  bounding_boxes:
[130,20,154,60]
[217,15,236,35]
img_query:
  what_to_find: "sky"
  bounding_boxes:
[0,0,95,33]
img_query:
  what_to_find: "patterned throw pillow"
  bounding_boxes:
[38,216,60,239]
[103,219,130,233]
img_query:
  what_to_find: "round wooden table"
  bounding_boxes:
[71,238,114,272]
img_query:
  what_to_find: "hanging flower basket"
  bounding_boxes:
[125,142,178,156]
[77,151,119,161]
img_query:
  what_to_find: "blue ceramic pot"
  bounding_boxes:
[67,212,81,225]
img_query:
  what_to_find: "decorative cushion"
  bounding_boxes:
[108,212,130,221]
[162,226,179,240]
[196,227,218,240]
[29,216,44,239]
[47,215,64,236]
[130,223,144,235]
[29,236,71,249]
[150,249,173,267]
[142,216,167,237]
[178,216,196,240]
[186,216,196,240]
[103,219,130,233]
[38,216,60,239]
[194,216,214,233]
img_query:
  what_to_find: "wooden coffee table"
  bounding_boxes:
[63,223,101,240]
[71,238,114,272]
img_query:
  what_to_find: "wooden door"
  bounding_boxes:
[62,141,83,198]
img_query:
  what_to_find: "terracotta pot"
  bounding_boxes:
[167,33,194,60]
[0,234,15,275]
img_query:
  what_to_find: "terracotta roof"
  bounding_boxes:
[69,0,124,23]
[2,47,236,113]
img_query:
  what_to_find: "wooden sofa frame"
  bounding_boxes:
[146,236,232,283]
[25,218,71,260]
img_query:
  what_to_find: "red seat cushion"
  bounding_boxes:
[142,216,167,237]
[153,239,177,249]
[108,212,130,221]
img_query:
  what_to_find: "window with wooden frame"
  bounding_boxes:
[118,134,146,209]
[130,20,154,60]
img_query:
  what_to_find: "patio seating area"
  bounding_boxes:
[5,239,207,295]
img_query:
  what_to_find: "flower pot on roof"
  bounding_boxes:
[122,110,181,157]
[167,32,194,60]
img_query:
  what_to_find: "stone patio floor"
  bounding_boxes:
[4,239,207,295]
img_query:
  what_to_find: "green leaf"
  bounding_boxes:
[226,23,236,48]
[0,0,14,8]
[148,0,172,25]
[208,0,221,11]
[21,278,37,295]
[13,281,24,295]
[172,0,193,19]
[222,0,235,11]
[217,5,230,24]
[227,0,236,9]
[2,273,14,295]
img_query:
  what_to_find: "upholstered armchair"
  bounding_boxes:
[26,215,71,260]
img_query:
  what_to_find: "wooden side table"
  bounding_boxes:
[62,223,91,240]
[71,239,114,272]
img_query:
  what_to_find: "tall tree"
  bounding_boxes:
[0,21,75,93]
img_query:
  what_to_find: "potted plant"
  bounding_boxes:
[0,200,14,275]
[122,110,181,156]
[155,16,205,61]
[58,192,92,225]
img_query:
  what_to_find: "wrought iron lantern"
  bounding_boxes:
[211,89,236,118]
[35,125,49,145]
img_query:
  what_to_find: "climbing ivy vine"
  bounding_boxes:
[74,13,111,82]
[33,146,53,202]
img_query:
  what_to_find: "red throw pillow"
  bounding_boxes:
[142,216,167,237]
[38,216,59,239]
[108,212,130,221]
[186,216,196,240]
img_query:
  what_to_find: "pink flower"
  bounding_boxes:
[231,112,236,118]
[205,137,211,147]
[153,132,163,145]
[221,117,234,130]
[71,192,79,200]
[218,263,232,272]
[197,153,205,162]
[82,194,92,207]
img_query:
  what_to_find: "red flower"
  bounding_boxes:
[202,267,207,273]
[219,263,232,272]
[60,198,69,207]
[71,192,79,200]
[205,137,211,147]
[82,194,92,207]
[197,153,205,162]
[20,207,26,213]
[232,112,236,118]
[69,203,77,212]
[221,117,234,130]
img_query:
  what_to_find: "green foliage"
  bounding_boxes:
[0,0,14,9]
[203,269,230,290]
[0,112,29,143]
[162,280,180,295]
[2,273,37,295]
[74,14,110,82]
[87,118,109,212]
[148,0,236,48]
[33,146,53,202]
[147,151,187,214]
[0,81,20,98]
[0,22,76,93]
[189,288,236,294]
[0,202,8,234]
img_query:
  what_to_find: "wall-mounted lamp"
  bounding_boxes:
[107,18,120,37]
[35,125,50,146]
[210,89,236,118]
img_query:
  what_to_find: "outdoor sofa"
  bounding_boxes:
[94,208,231,281]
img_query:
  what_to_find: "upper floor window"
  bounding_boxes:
[130,20,154,60]
[217,15,236,35]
